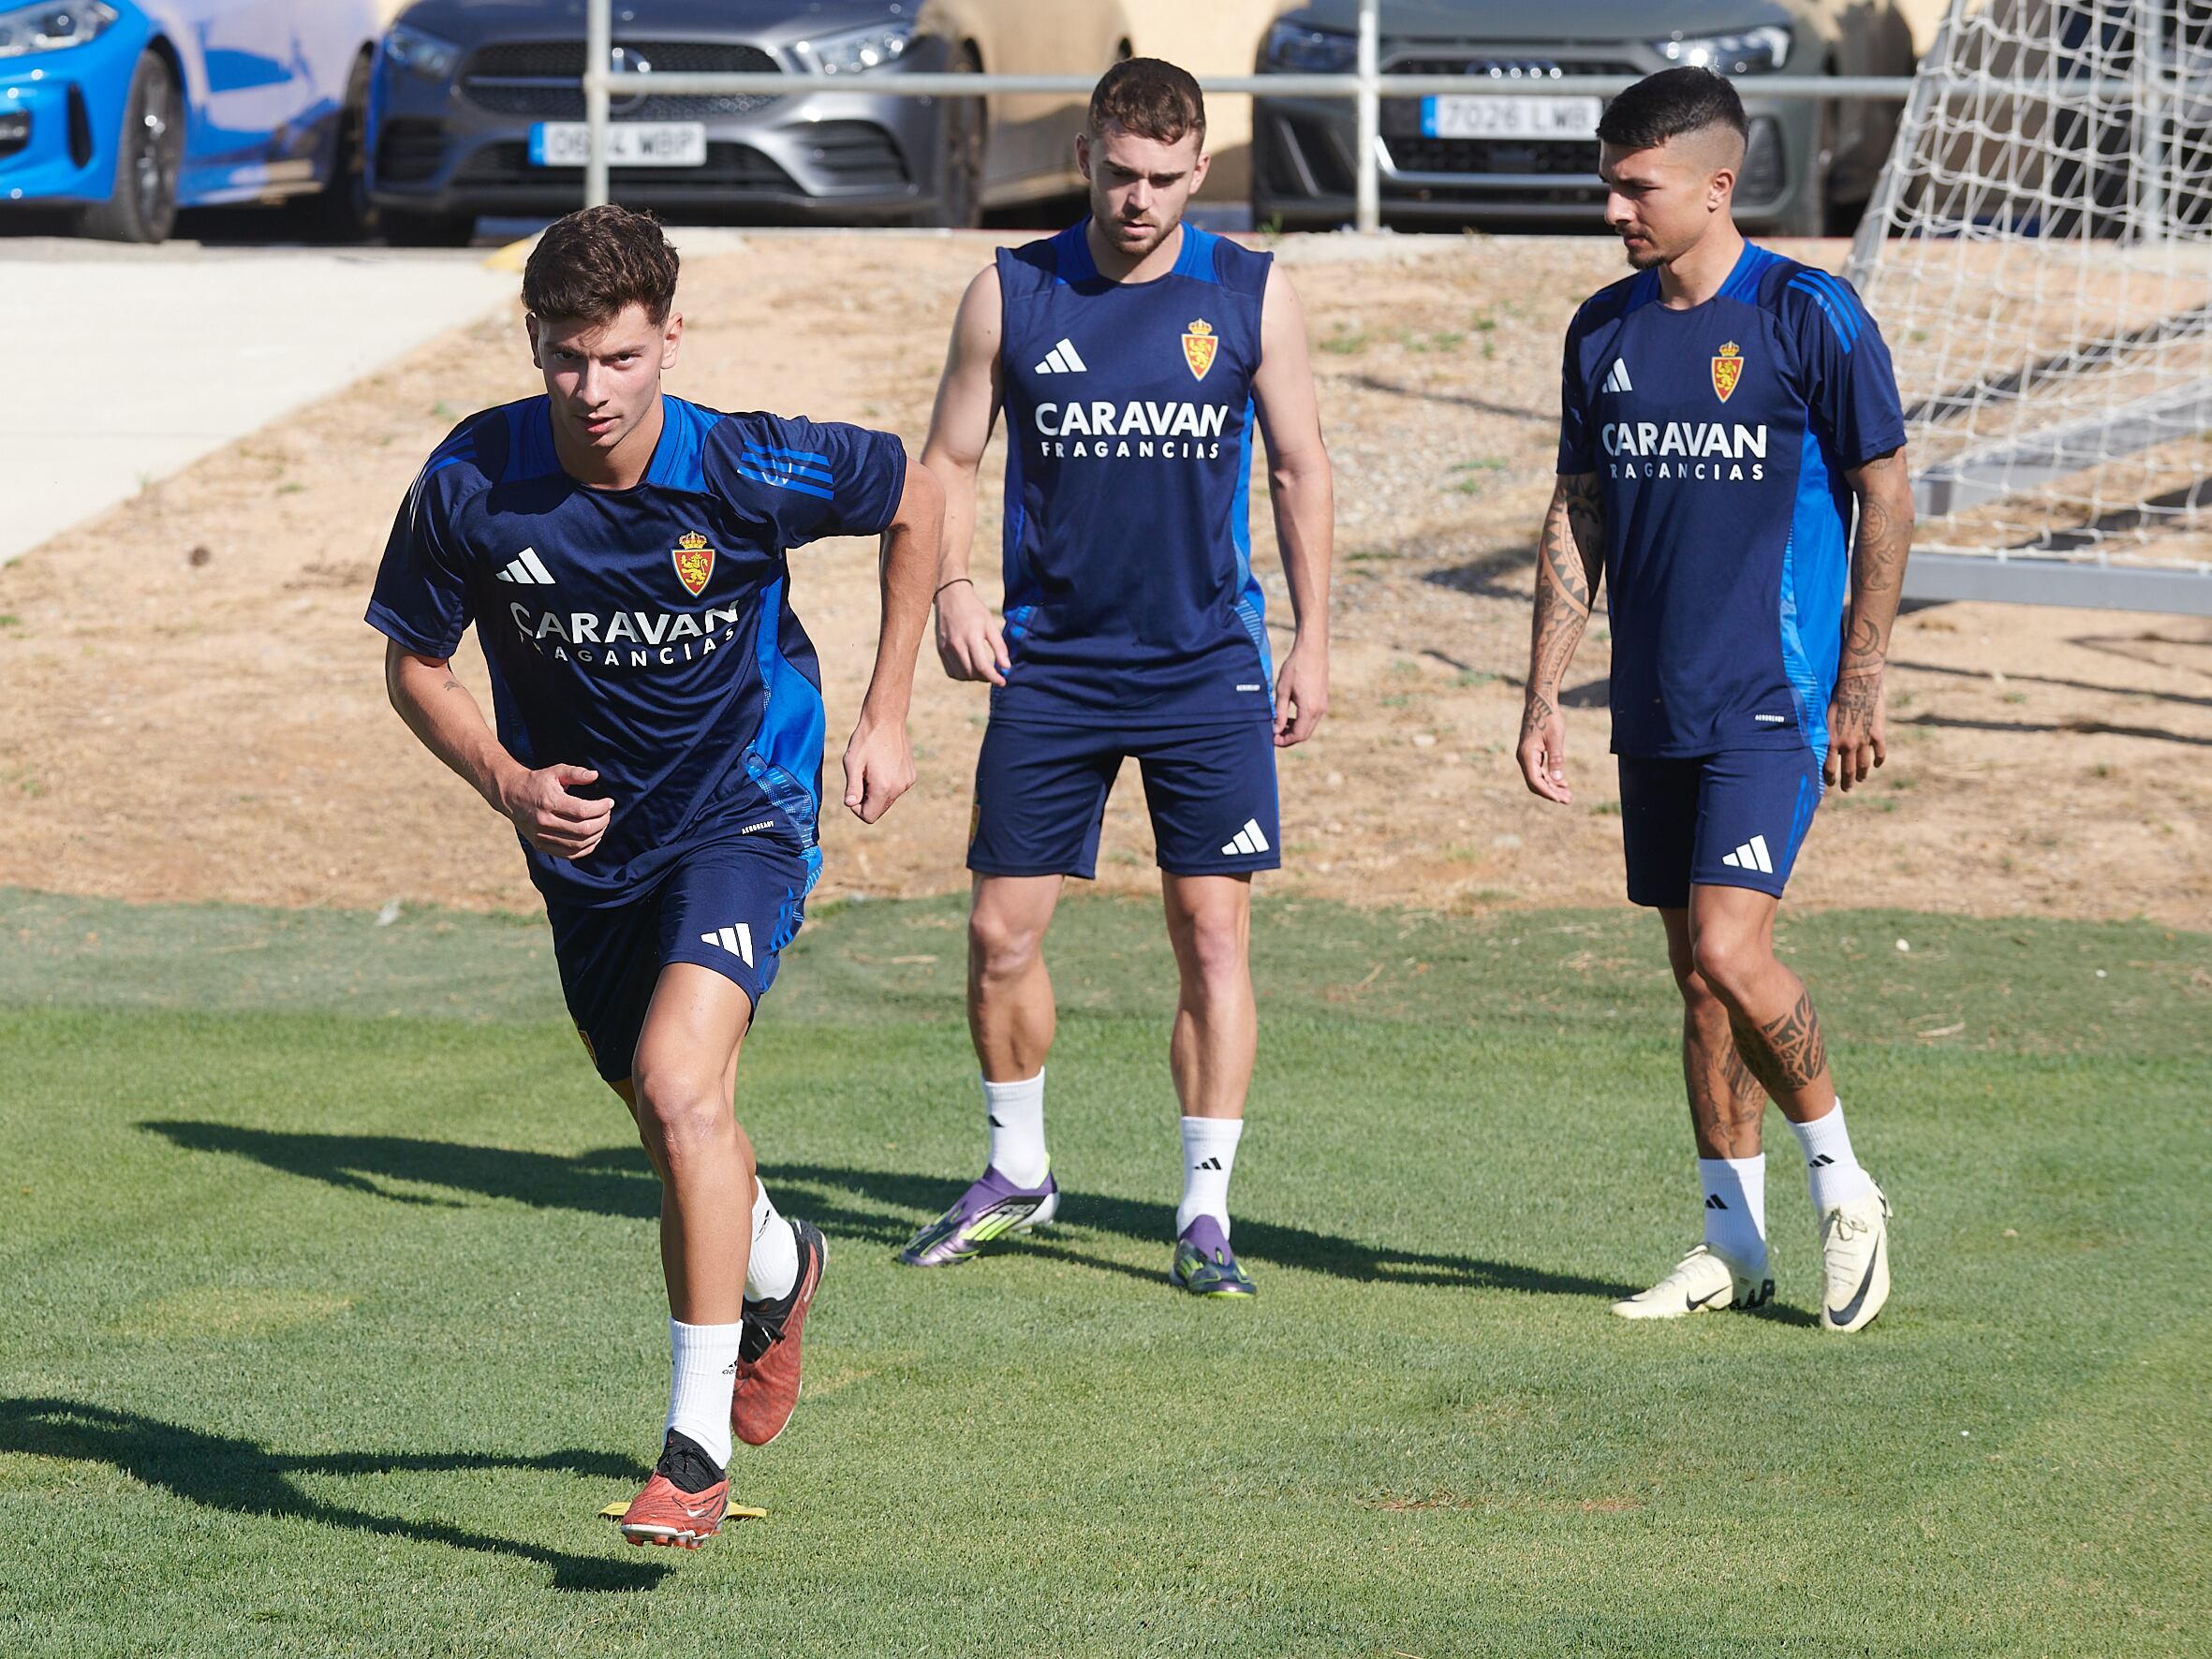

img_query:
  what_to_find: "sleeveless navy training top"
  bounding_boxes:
[991,220,1274,727]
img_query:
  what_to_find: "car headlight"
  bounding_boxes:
[0,1,117,59]
[1263,22,1356,75]
[384,22,462,83]
[791,21,913,76]
[1652,24,1791,74]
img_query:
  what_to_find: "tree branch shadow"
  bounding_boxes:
[0,1398,667,1593]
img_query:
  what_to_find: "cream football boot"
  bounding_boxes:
[1612,1243,1774,1320]
[1818,1184,1893,1332]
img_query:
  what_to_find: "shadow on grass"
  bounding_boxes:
[142,1122,1630,1301]
[0,1398,666,1592]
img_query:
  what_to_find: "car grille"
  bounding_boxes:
[794,122,908,189]
[460,40,781,120]
[1386,138,1602,176]
[1380,55,1634,181]
[376,117,448,184]
[453,140,800,197]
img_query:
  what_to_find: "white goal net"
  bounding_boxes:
[1845,0,2212,574]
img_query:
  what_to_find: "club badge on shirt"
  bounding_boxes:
[672,531,715,596]
[1712,341,1745,404]
[1182,319,1217,381]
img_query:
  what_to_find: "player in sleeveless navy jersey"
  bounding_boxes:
[368,207,941,1544]
[1516,70,1915,1332]
[902,59,1335,1296]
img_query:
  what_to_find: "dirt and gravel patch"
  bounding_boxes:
[0,232,2204,927]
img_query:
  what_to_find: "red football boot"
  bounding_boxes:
[732,1218,826,1447]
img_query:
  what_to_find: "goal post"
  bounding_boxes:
[1844,0,2212,613]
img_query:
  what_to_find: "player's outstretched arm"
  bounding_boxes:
[920,264,1009,686]
[382,639,612,859]
[1253,264,1335,748]
[1827,446,1914,792]
[843,452,946,825]
[1516,473,1604,805]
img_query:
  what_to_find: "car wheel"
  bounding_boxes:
[79,52,183,243]
[303,51,376,242]
[382,208,478,247]
[918,44,983,229]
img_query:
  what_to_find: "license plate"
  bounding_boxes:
[528,123,707,168]
[1419,95,1601,141]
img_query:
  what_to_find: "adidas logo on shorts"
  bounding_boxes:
[1220,818,1270,858]
[1720,834,1775,874]
[700,923,755,966]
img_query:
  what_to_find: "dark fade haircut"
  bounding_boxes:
[522,204,680,325]
[1595,66,1747,154]
[1087,56,1205,146]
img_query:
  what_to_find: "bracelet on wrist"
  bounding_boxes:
[934,577,974,599]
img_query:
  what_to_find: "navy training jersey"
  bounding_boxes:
[994,220,1275,727]
[366,394,906,907]
[1556,243,1907,760]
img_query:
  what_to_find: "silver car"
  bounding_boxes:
[1252,0,1916,236]
[366,0,1133,242]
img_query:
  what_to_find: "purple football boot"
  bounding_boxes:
[1170,1215,1257,1298]
[898,1166,1060,1267]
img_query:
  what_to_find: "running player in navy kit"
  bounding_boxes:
[369,207,941,1545]
[901,59,1334,1296]
[1516,70,1915,1331]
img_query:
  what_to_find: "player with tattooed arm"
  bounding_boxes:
[1516,68,1914,1331]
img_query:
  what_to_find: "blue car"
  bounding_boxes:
[0,0,383,241]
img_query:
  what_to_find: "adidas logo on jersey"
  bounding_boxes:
[700,923,755,966]
[1720,834,1775,874]
[1033,337,1087,374]
[1601,358,1634,394]
[495,547,555,586]
[1220,818,1270,858]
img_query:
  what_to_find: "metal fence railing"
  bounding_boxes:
[578,0,1918,230]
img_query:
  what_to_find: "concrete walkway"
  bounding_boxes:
[0,242,515,565]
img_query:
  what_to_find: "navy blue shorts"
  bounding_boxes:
[968,717,1280,880]
[545,836,812,1084]
[1617,748,1824,909]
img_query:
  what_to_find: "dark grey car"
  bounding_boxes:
[1252,0,1915,236]
[364,0,1047,242]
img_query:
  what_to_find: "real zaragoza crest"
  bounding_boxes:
[1711,341,1744,403]
[1182,318,1217,381]
[672,530,715,596]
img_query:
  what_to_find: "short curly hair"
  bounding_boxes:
[1087,57,1205,146]
[522,204,680,325]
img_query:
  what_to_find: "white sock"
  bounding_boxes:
[666,1318,742,1472]
[744,1179,798,1304]
[1791,1096,1875,1211]
[1176,1115,1245,1238]
[1699,1154,1769,1273]
[984,1070,1049,1187]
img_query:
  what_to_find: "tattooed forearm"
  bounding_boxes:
[1730,992,1829,1097]
[1842,448,1913,674]
[1526,473,1604,710]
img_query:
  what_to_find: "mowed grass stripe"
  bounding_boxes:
[0,898,2205,1654]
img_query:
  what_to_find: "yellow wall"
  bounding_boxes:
[1116,0,1294,198]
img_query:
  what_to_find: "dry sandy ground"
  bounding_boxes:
[0,233,2205,927]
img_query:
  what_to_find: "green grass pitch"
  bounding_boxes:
[0,888,2205,1655]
